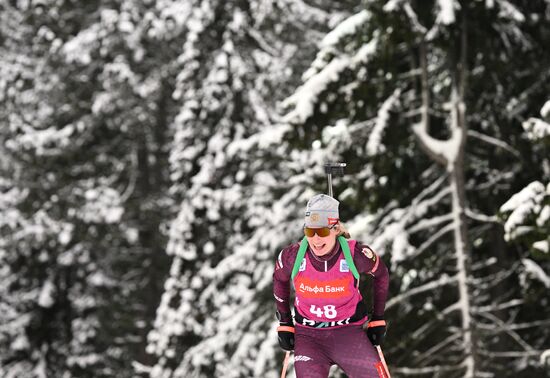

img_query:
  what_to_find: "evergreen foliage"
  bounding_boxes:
[1,1,549,377]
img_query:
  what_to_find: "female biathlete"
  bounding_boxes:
[273,194,390,377]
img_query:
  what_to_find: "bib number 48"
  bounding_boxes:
[310,305,337,319]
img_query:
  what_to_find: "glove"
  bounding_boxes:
[366,315,386,346]
[276,311,295,351]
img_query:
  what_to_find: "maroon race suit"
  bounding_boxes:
[273,239,390,377]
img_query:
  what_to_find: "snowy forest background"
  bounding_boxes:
[1,0,549,377]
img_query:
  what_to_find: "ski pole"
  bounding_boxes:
[375,345,391,378]
[280,351,291,378]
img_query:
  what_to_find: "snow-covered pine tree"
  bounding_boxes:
[145,1,364,377]
[500,99,550,257]
[282,1,550,377]
[498,99,550,371]
[1,1,174,376]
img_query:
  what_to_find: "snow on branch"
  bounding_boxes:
[62,23,101,65]
[413,333,462,366]
[413,42,465,170]
[473,298,524,314]
[409,223,454,258]
[383,1,428,34]
[282,33,379,125]
[408,213,453,233]
[478,350,547,358]
[386,274,458,309]
[500,181,546,241]
[470,265,517,290]
[541,349,550,366]
[367,89,401,156]
[283,9,380,125]
[541,100,550,118]
[464,207,499,223]
[522,117,550,141]
[477,311,535,353]
[320,10,370,49]
[6,121,91,157]
[282,56,350,124]
[409,302,461,340]
[471,257,498,271]
[351,37,378,67]
[521,259,550,288]
[496,0,526,22]
[404,3,428,34]
[467,130,520,157]
[391,364,463,375]
[355,174,451,264]
[435,0,458,25]
[303,10,371,81]
[412,94,463,170]
[478,319,550,332]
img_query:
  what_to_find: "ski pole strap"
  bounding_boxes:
[368,320,387,328]
[291,236,309,280]
[338,236,360,281]
[277,326,295,333]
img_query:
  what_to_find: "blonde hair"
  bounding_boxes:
[336,222,351,239]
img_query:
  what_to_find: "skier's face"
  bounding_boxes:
[305,225,338,256]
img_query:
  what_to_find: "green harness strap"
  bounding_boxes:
[291,236,309,280]
[291,236,359,280]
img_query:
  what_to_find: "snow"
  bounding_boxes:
[501,181,545,213]
[203,241,215,255]
[124,227,139,244]
[541,100,550,118]
[3,1,550,377]
[320,10,370,48]
[538,205,550,227]
[500,181,546,241]
[533,240,549,254]
[33,352,47,378]
[412,115,463,171]
[383,0,404,12]
[38,280,55,308]
[521,259,550,288]
[283,32,379,125]
[62,24,100,64]
[284,8,380,124]
[156,0,193,29]
[322,119,351,146]
[283,57,350,124]
[7,123,76,156]
[87,271,115,287]
[67,353,101,368]
[367,89,401,156]
[79,187,124,224]
[351,37,378,67]
[436,0,456,25]
[58,224,74,245]
[11,334,30,351]
[497,0,525,22]
[522,117,550,140]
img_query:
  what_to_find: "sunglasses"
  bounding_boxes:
[304,226,335,237]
